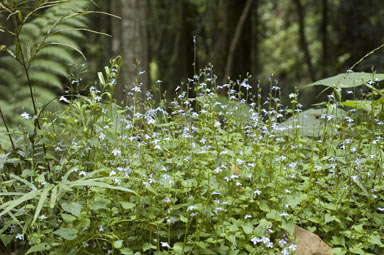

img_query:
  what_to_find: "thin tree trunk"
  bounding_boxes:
[111,0,149,107]
[293,0,316,82]
[222,0,253,85]
[321,0,328,77]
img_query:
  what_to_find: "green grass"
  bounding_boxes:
[0,59,383,255]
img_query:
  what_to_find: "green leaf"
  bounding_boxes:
[0,153,9,171]
[113,240,123,249]
[0,190,41,218]
[368,234,384,247]
[53,228,78,240]
[307,72,384,89]
[50,186,58,209]
[61,202,82,217]
[0,234,13,247]
[90,197,111,211]
[120,202,136,210]
[120,248,134,255]
[25,243,51,254]
[329,247,347,255]
[32,184,53,225]
[142,243,156,252]
[68,179,138,195]
[242,222,253,234]
[325,213,340,224]
[61,213,76,223]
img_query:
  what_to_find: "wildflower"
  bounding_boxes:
[98,225,104,232]
[39,215,47,220]
[112,149,121,157]
[155,79,162,83]
[280,212,289,217]
[378,208,384,212]
[21,112,31,119]
[244,214,252,219]
[281,248,290,255]
[59,96,70,103]
[279,238,288,247]
[99,133,106,140]
[114,178,121,185]
[79,171,87,176]
[162,197,171,203]
[254,189,261,195]
[251,237,262,245]
[16,233,23,240]
[161,241,171,248]
[289,93,296,99]
[187,205,196,211]
[138,71,146,75]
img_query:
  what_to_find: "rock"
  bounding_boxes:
[293,226,334,255]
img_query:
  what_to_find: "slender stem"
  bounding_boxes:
[15,28,50,171]
[0,107,16,150]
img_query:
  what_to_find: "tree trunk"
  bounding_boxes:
[293,0,316,82]
[111,0,149,107]
[321,0,328,77]
[222,0,253,85]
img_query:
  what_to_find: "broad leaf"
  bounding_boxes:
[53,228,78,240]
[307,72,384,88]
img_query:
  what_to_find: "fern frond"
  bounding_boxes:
[20,23,41,41]
[30,59,68,77]
[37,46,75,63]
[0,69,18,88]
[28,72,63,91]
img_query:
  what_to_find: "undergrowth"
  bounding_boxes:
[0,55,383,255]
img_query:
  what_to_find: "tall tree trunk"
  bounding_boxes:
[293,0,316,82]
[222,0,253,85]
[111,0,149,107]
[251,0,259,76]
[321,0,328,77]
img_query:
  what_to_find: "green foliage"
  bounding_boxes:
[0,0,91,126]
[0,58,383,254]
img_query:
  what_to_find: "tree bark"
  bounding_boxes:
[321,0,328,77]
[111,0,149,107]
[222,0,253,85]
[293,0,316,82]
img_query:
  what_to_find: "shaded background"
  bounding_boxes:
[1,0,384,117]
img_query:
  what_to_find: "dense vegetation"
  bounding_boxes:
[1,1,384,255]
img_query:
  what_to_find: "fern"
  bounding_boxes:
[0,0,91,126]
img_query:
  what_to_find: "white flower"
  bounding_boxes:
[98,225,104,232]
[79,171,87,176]
[59,96,70,103]
[378,208,384,212]
[16,233,23,240]
[39,215,47,220]
[99,133,106,140]
[112,149,121,157]
[161,242,170,248]
[254,190,261,195]
[21,112,31,119]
